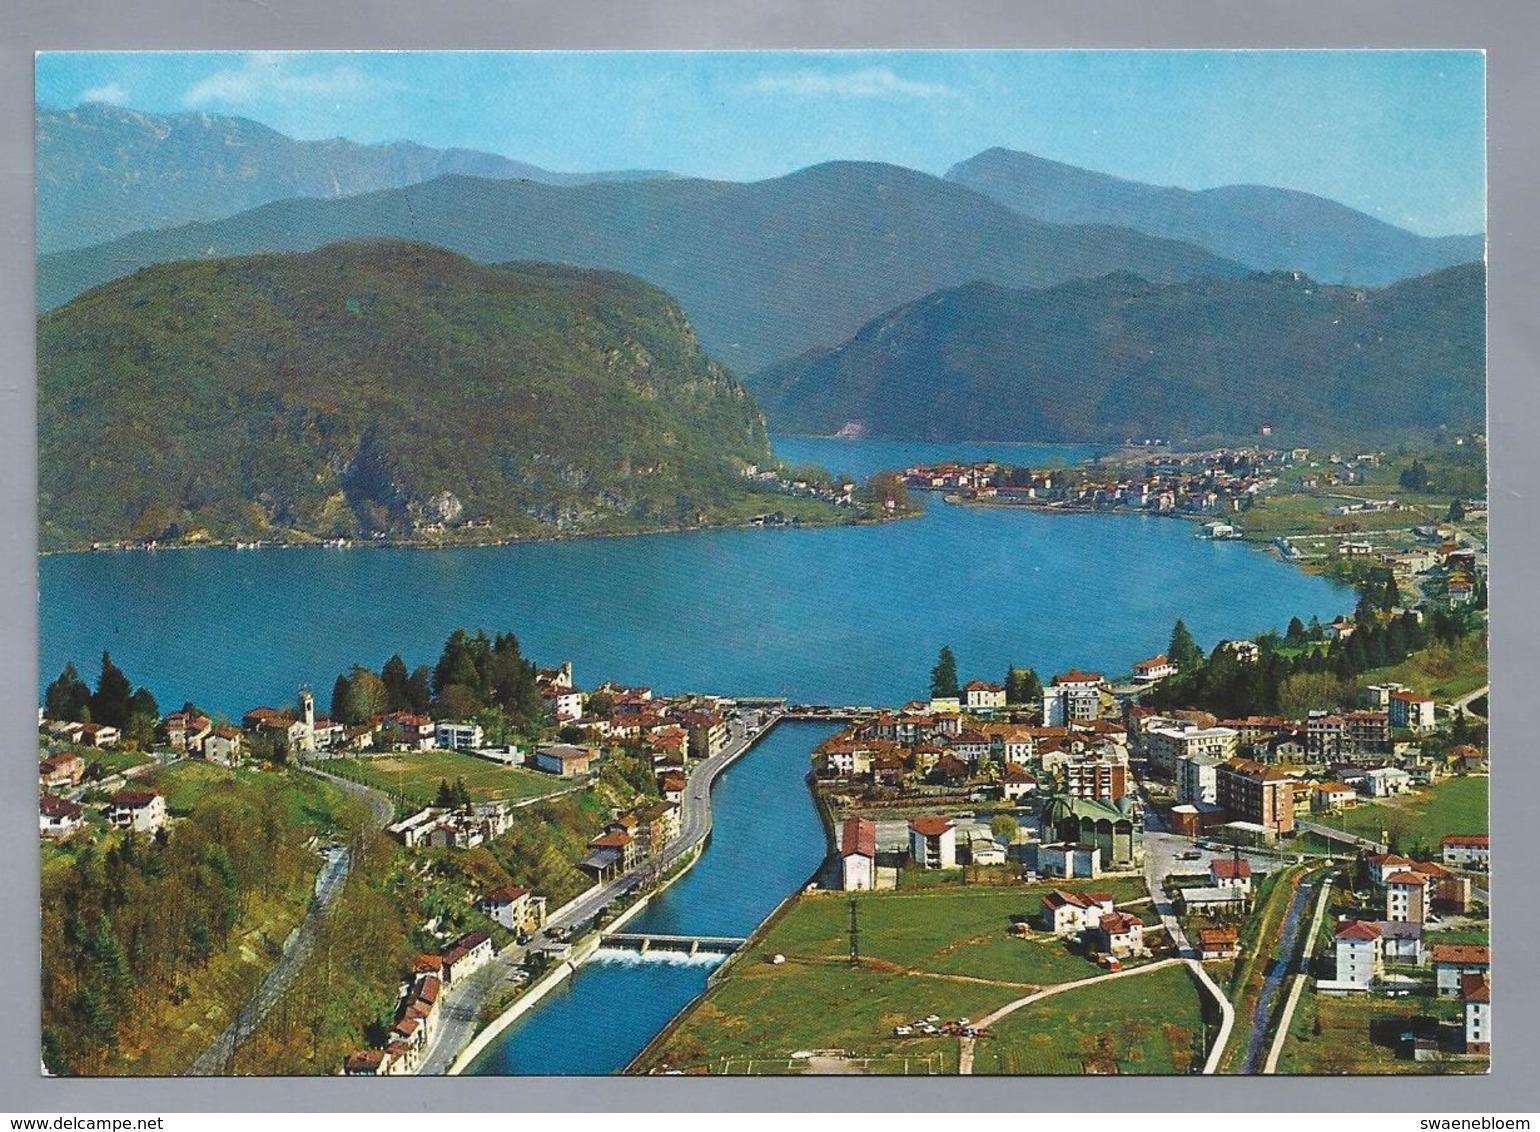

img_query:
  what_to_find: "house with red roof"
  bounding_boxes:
[40,795,86,840]
[39,752,85,789]
[963,680,1007,712]
[1441,833,1490,871]
[1093,911,1145,957]
[1327,919,1383,990]
[1198,926,1239,961]
[840,816,877,891]
[1039,889,1116,935]
[478,885,546,934]
[1209,855,1252,893]
[1433,944,1490,997]
[907,816,956,870]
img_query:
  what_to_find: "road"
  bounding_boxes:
[1138,816,1235,1073]
[416,710,784,1075]
[186,845,352,1074]
[1295,819,1385,854]
[185,764,393,1075]
[1450,683,1489,718]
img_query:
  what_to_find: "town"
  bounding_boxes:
[40,545,1488,1077]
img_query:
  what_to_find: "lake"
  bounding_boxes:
[38,438,1350,717]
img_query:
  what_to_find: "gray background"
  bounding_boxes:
[3,0,1536,1113]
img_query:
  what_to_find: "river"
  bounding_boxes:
[38,439,1349,718]
[462,719,839,1075]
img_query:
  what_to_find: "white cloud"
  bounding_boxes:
[743,67,954,100]
[79,82,128,105]
[182,52,379,109]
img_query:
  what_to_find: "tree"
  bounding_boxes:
[1285,616,1306,646]
[381,654,411,712]
[45,661,92,722]
[930,646,959,699]
[1398,460,1429,492]
[1448,497,1466,522]
[990,814,1020,847]
[125,686,159,749]
[1005,666,1043,708]
[330,673,351,722]
[1168,620,1203,673]
[865,470,908,511]
[341,666,388,725]
[90,652,134,729]
[405,666,433,715]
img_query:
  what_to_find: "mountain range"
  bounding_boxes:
[37,240,773,550]
[37,160,1250,374]
[748,263,1486,443]
[945,148,1484,288]
[36,102,674,254]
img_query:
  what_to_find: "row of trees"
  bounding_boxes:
[329,628,544,731]
[44,653,160,749]
[1144,608,1479,719]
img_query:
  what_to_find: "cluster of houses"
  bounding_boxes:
[902,449,1298,519]
[1313,843,1491,1057]
[343,929,496,1076]
[1032,889,1149,968]
[578,800,683,882]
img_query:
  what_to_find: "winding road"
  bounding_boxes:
[185,765,394,1075]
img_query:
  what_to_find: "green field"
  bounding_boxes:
[321,750,572,808]
[1309,776,1488,854]
[636,879,1158,1074]
[971,963,1206,1075]
[1354,635,1489,702]
[1278,991,1480,1075]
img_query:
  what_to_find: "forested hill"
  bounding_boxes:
[38,240,773,549]
[747,262,1486,444]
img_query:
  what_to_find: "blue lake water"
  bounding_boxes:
[463,719,837,1075]
[38,439,1349,718]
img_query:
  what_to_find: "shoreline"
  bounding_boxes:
[39,509,922,560]
[442,711,795,1076]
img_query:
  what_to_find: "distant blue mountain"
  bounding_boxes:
[36,160,1247,373]
[36,102,675,253]
[945,147,1484,287]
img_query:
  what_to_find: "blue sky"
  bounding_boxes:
[36,50,1486,236]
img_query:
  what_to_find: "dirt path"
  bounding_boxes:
[957,958,1183,1075]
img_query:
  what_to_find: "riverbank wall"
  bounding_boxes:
[446,837,706,1075]
[623,770,834,1075]
[446,713,791,1075]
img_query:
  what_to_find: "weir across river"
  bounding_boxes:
[600,932,748,956]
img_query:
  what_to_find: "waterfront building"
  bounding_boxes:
[963,680,1007,712]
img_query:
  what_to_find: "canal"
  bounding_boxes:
[463,719,840,1075]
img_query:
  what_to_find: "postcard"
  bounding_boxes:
[35,49,1487,1078]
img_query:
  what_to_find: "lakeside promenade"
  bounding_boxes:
[418,707,788,1075]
